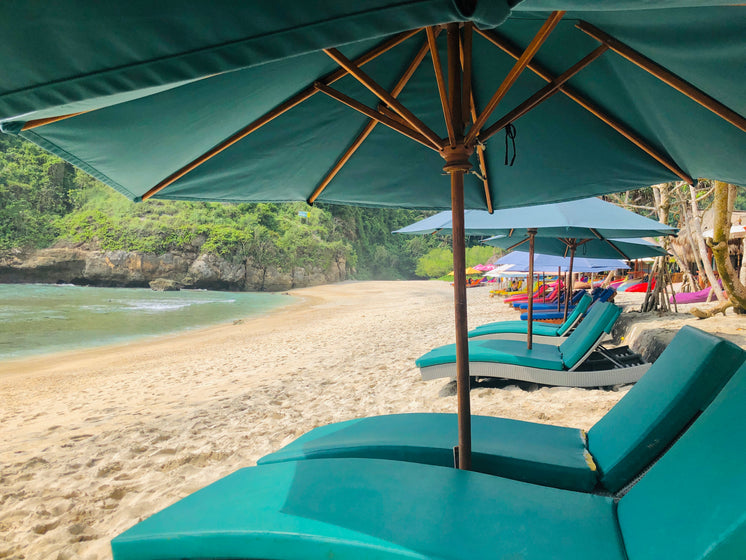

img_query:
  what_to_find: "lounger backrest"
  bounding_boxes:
[588,326,744,493]
[559,303,620,369]
[556,293,593,336]
[617,361,746,560]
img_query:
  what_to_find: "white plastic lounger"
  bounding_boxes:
[418,303,649,387]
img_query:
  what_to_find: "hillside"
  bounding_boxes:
[0,135,446,287]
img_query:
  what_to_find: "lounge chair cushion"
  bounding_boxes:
[588,326,745,492]
[258,413,598,491]
[112,459,626,560]
[417,338,564,370]
[558,303,621,369]
[617,361,746,560]
[556,292,593,335]
[469,319,562,338]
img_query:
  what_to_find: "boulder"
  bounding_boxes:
[149,278,181,291]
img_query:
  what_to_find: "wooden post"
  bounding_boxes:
[442,22,473,471]
[563,244,576,322]
[526,229,537,349]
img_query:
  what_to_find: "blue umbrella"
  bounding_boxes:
[484,235,668,260]
[494,251,630,273]
[492,251,629,309]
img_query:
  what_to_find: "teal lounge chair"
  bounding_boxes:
[469,291,593,344]
[419,302,647,387]
[519,287,616,321]
[111,357,746,560]
[258,326,743,492]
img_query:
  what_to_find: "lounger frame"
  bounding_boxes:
[420,361,650,387]
[420,333,649,387]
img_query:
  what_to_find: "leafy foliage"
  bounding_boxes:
[415,245,498,279]
[0,136,442,279]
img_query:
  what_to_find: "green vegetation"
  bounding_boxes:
[0,135,451,280]
[415,245,498,278]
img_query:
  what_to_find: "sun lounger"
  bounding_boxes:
[257,326,743,492]
[418,302,647,387]
[111,353,746,560]
[502,282,551,303]
[512,288,586,310]
[469,292,593,344]
[520,287,615,321]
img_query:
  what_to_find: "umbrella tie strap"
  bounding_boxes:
[504,123,517,166]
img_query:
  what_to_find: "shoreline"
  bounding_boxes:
[4,280,740,559]
[0,284,298,369]
[0,291,309,382]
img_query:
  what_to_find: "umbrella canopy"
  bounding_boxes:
[447,267,483,275]
[1,4,745,206]
[395,198,676,240]
[472,264,495,272]
[485,235,668,260]
[1,2,743,471]
[494,251,629,272]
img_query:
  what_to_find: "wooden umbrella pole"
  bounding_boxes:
[443,22,473,471]
[557,266,562,311]
[526,229,537,349]
[450,169,471,471]
[564,244,576,322]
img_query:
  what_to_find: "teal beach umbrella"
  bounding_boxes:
[0,1,743,470]
[484,235,668,260]
[397,199,674,344]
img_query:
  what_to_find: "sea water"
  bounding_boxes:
[0,283,293,360]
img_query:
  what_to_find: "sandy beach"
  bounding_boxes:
[2,279,740,560]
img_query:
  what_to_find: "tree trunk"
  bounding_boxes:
[710,181,746,312]
[689,183,725,300]
[672,185,705,287]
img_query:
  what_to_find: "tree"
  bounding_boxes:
[710,181,746,312]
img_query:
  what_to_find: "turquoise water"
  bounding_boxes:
[0,284,294,360]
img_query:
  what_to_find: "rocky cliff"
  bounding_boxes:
[0,247,346,291]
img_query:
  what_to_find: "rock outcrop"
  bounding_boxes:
[0,247,346,292]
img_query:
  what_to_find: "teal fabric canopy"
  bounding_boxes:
[394,198,677,238]
[0,1,744,209]
[485,236,667,260]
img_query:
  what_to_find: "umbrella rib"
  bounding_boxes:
[323,47,444,150]
[314,82,436,151]
[590,228,632,260]
[461,23,473,131]
[474,28,695,185]
[577,21,746,134]
[480,44,609,142]
[464,11,565,147]
[24,29,423,135]
[458,28,493,213]
[505,237,529,252]
[307,39,431,204]
[22,111,90,131]
[426,27,456,146]
[137,29,422,200]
